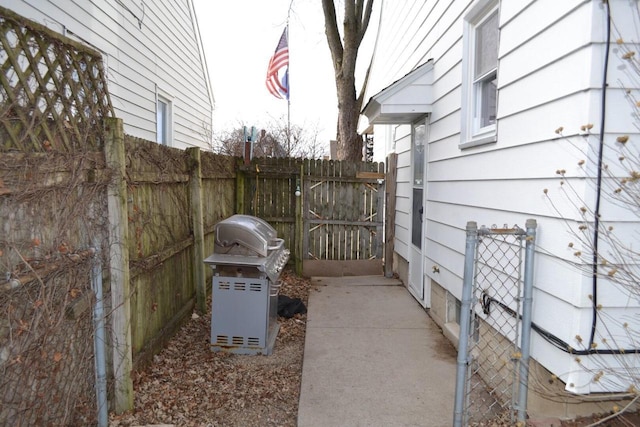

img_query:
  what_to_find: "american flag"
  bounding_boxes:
[266,27,289,100]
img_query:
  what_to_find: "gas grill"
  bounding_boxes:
[204,214,290,355]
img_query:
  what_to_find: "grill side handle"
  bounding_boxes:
[269,281,282,297]
[268,238,284,251]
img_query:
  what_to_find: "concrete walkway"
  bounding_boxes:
[298,276,458,427]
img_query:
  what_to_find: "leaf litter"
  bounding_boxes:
[104,268,640,426]
[109,269,310,427]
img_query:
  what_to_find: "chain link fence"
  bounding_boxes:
[454,220,537,426]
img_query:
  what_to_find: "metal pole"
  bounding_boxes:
[91,247,108,427]
[243,126,250,166]
[453,221,478,427]
[517,219,537,423]
[287,86,291,154]
[286,2,292,154]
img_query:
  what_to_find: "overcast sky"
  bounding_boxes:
[192,0,340,150]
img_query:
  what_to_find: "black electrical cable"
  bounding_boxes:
[481,293,640,356]
[588,0,612,351]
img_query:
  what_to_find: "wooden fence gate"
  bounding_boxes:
[236,158,385,273]
[303,159,384,261]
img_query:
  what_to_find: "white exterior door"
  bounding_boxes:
[408,121,427,306]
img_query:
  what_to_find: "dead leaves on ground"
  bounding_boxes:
[109,269,310,427]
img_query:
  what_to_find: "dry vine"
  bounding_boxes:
[1,6,113,424]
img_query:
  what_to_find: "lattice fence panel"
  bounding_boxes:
[0,6,113,153]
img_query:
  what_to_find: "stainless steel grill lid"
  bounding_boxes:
[214,214,278,257]
[206,214,289,283]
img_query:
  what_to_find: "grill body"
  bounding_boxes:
[204,215,289,355]
[210,276,278,354]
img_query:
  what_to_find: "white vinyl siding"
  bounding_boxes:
[6,0,213,150]
[365,0,640,394]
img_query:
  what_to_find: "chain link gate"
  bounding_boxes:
[453,220,537,426]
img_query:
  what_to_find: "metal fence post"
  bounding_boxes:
[517,219,537,423]
[91,246,108,427]
[453,221,478,427]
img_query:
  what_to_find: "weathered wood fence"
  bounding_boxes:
[122,135,236,367]
[0,7,236,423]
[0,5,387,426]
[0,6,113,425]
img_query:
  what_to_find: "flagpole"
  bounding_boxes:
[266,3,293,152]
[287,0,293,154]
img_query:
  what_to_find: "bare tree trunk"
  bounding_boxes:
[336,73,363,160]
[322,0,374,161]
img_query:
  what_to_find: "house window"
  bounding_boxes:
[411,121,427,248]
[413,123,426,186]
[461,0,499,148]
[447,291,481,344]
[156,94,172,145]
[446,292,461,325]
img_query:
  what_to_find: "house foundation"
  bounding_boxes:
[426,278,639,420]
